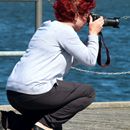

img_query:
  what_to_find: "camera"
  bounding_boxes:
[90,13,120,28]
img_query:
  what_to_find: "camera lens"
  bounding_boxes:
[104,18,120,28]
[90,13,120,28]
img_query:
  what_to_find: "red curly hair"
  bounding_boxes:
[53,0,96,22]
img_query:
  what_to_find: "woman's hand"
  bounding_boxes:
[88,15,104,35]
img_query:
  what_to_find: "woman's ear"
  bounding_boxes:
[73,13,79,23]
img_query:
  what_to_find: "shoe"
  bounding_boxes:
[0,111,9,130]
[53,125,62,130]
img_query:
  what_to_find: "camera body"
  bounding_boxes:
[91,13,120,28]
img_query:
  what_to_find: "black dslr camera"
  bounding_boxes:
[90,13,120,28]
[89,13,120,67]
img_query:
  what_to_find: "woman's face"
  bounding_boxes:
[73,13,89,31]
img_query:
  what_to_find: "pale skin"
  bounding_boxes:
[88,15,104,35]
[34,14,104,130]
[35,122,53,130]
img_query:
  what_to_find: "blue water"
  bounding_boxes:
[0,0,130,105]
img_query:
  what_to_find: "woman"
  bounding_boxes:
[1,0,104,129]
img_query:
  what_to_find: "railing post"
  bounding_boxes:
[35,0,43,29]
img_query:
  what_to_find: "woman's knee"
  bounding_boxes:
[80,84,96,99]
[80,85,96,108]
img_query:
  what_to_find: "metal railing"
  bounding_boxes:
[0,0,43,57]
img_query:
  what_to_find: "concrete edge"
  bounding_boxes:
[0,105,15,111]
[0,101,130,111]
[88,101,130,109]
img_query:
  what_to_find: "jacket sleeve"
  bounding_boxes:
[59,31,99,66]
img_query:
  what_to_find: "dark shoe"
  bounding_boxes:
[0,111,9,130]
[54,125,62,130]
[0,111,16,130]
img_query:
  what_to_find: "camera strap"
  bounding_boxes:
[97,32,110,67]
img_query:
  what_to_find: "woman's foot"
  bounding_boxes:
[35,122,62,130]
[0,111,11,130]
[35,122,53,130]
[0,111,19,130]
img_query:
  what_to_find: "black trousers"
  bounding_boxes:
[7,80,95,130]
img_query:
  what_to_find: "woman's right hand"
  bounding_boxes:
[88,15,104,35]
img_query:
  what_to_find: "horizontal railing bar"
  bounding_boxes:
[0,0,37,2]
[0,51,25,56]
